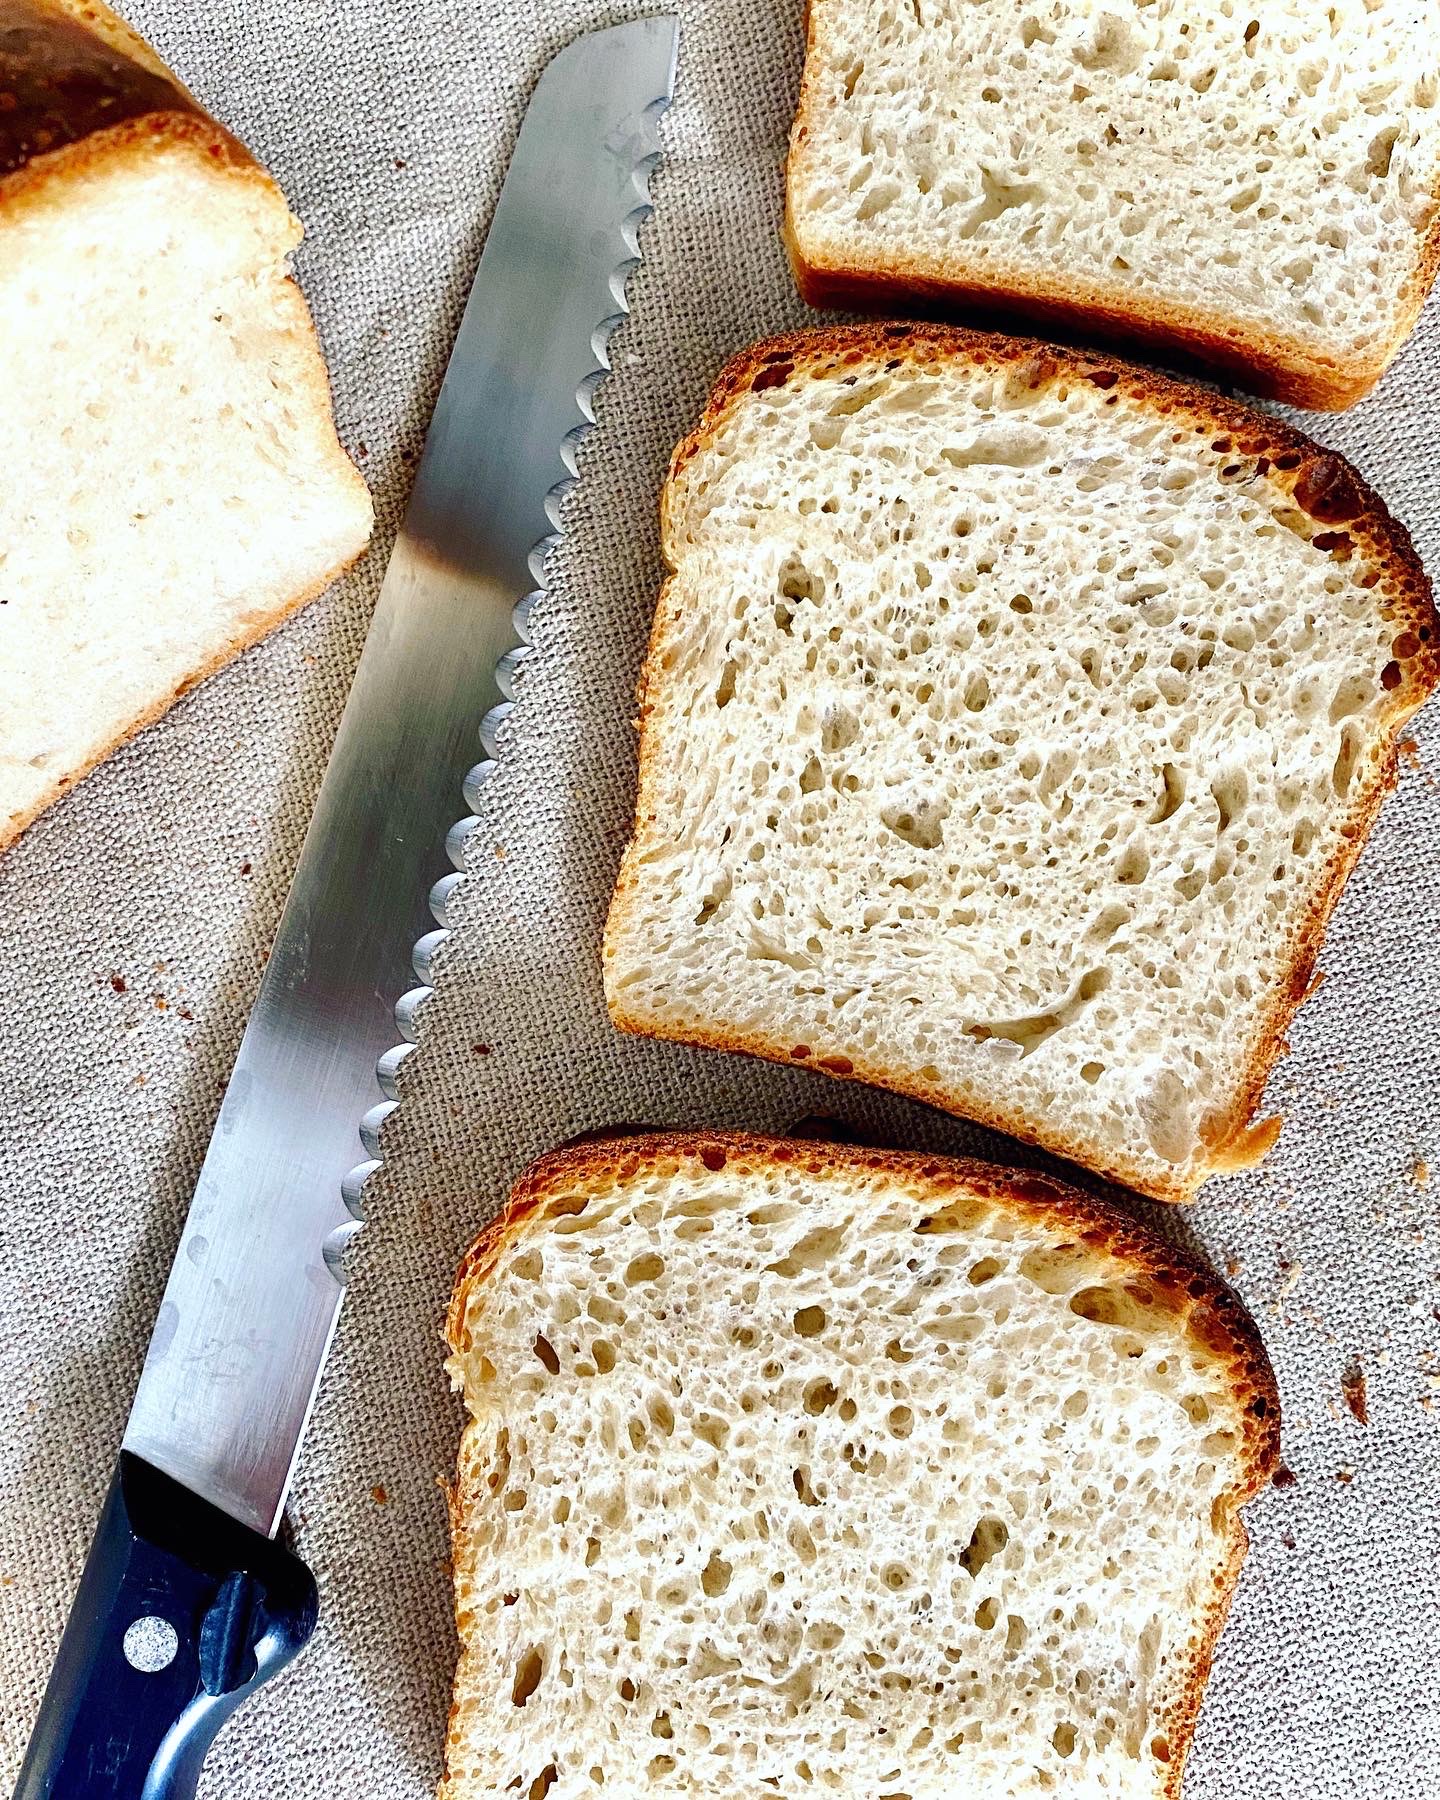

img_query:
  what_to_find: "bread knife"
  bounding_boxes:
[14,17,678,1796]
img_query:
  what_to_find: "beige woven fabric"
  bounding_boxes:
[1,1,1438,1793]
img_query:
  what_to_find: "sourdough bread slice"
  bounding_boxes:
[603,326,1439,1203]
[785,0,1440,409]
[441,1131,1280,1799]
[0,0,373,851]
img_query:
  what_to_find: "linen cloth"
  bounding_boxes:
[2,1,1439,1792]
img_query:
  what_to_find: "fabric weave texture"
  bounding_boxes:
[0,2,1437,1794]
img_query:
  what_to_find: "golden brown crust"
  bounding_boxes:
[444,1130,1282,1799]
[786,253,1383,412]
[606,324,1440,1204]
[0,0,258,200]
[783,2,1440,412]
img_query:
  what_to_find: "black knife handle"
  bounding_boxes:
[15,1453,317,1800]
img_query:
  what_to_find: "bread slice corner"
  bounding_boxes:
[604,326,1438,1203]
[441,1131,1280,1798]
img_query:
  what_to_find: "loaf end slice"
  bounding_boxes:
[0,0,373,850]
[785,0,1440,409]
[604,326,1438,1202]
[441,1131,1280,1799]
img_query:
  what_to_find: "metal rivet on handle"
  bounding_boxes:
[123,1615,178,1673]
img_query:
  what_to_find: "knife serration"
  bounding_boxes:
[122,17,679,1536]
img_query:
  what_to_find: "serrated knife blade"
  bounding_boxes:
[124,15,678,1534]
[15,22,678,1800]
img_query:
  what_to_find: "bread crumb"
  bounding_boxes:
[109,972,127,994]
[371,1484,388,1504]
[1341,1363,1369,1426]
[1277,1259,1302,1297]
[1414,1159,1430,1188]
[1272,1464,1297,1490]
[1225,1256,1244,1279]
[472,1044,492,1056]
[239,860,252,876]
[1335,1467,1355,1484]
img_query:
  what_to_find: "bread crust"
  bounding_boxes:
[0,0,372,852]
[0,527,367,853]
[783,0,1440,412]
[605,323,1440,1203]
[444,1130,1282,1800]
[0,0,259,196]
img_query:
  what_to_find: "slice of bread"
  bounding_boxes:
[0,0,373,851]
[604,326,1439,1203]
[785,0,1440,409]
[441,1131,1280,1799]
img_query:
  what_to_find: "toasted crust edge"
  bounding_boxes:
[0,0,262,198]
[782,0,1440,412]
[604,323,1440,1204]
[442,1129,1282,1800]
[0,523,370,854]
[0,2,374,853]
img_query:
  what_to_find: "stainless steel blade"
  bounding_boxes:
[122,16,679,1536]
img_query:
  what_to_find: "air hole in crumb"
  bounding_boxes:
[960,1516,1009,1577]
[511,1647,544,1707]
[1333,726,1362,798]
[701,1553,733,1597]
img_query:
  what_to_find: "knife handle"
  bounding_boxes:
[15,1452,317,1800]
